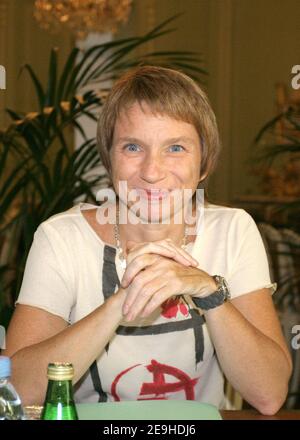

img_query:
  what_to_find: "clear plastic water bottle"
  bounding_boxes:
[0,356,25,420]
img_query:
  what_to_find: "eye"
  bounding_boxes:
[169,144,184,152]
[124,143,141,152]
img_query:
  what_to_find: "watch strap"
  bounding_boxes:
[192,290,226,310]
[192,275,230,311]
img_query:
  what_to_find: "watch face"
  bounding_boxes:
[214,276,231,300]
[221,277,231,300]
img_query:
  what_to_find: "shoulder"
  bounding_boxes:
[203,203,255,229]
[33,204,87,251]
[37,203,85,235]
[42,203,81,227]
[34,203,113,252]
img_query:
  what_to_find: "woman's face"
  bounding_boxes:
[110,101,202,223]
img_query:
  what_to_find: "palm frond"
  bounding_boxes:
[45,48,58,106]
[19,64,46,111]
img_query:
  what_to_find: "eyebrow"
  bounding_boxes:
[115,136,197,147]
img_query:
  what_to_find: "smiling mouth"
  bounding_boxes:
[135,188,170,201]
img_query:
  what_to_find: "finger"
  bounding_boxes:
[169,250,198,267]
[126,241,196,267]
[123,268,163,316]
[126,242,176,266]
[121,254,161,288]
[122,271,162,315]
[126,240,139,252]
[125,279,168,322]
[164,239,199,267]
[140,287,172,318]
[153,239,198,267]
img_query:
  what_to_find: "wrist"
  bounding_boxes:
[193,275,217,299]
[192,275,231,311]
[105,288,127,321]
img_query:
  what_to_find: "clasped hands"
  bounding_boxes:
[120,239,216,321]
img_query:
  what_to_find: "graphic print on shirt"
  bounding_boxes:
[111,359,199,401]
[90,245,205,401]
[161,296,190,319]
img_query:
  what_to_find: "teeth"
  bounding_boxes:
[135,188,169,196]
[147,189,167,193]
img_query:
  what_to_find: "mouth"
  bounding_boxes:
[135,188,170,201]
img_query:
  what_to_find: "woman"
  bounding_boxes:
[3,66,292,413]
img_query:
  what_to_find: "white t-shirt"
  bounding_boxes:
[16,203,275,407]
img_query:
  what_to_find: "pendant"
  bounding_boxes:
[120,258,127,270]
[118,249,127,269]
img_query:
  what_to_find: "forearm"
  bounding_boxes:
[205,301,292,415]
[11,290,126,405]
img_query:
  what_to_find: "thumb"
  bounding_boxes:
[126,240,138,252]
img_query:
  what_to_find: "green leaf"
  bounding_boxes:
[56,47,80,105]
[5,109,24,121]
[254,111,286,143]
[146,13,183,37]
[19,64,45,111]
[76,15,184,88]
[70,37,140,94]
[52,147,66,185]
[45,47,58,106]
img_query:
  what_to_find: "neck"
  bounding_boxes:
[119,221,186,247]
[116,200,197,252]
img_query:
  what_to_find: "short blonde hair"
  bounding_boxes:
[97,65,221,182]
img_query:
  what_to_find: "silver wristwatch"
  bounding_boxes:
[192,275,231,311]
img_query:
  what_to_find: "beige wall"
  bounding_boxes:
[1,0,299,204]
[230,0,300,201]
[0,0,73,126]
[118,0,300,203]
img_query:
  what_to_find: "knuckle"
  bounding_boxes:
[150,253,160,262]
[154,293,167,308]
[131,275,143,289]
[126,254,135,265]
[174,278,183,291]
[140,287,151,298]
[130,256,143,268]
[169,267,180,280]
[129,254,145,269]
[148,242,156,252]
[159,292,170,304]
[157,238,170,244]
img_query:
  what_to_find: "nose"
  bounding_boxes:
[140,151,166,183]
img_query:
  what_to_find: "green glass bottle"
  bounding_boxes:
[41,362,78,420]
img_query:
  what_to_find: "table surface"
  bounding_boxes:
[221,410,300,420]
[25,405,300,420]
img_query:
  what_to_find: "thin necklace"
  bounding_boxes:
[114,209,188,269]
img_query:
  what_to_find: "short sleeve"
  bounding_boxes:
[16,222,76,321]
[227,210,277,299]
